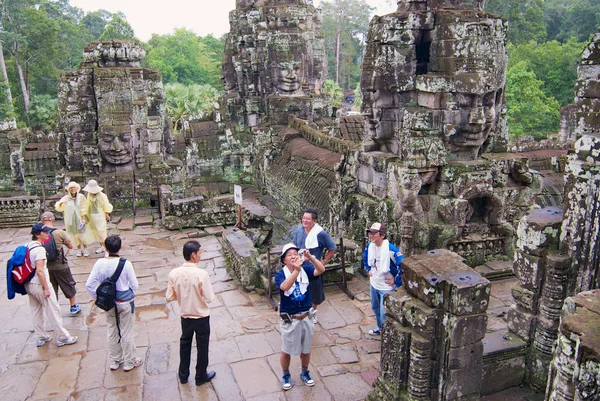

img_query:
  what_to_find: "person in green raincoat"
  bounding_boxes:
[82,180,113,254]
[55,181,90,257]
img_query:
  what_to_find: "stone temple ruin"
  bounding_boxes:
[0,0,600,399]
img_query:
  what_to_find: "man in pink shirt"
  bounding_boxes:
[166,240,216,386]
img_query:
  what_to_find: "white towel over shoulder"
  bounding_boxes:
[283,266,309,297]
[305,224,323,249]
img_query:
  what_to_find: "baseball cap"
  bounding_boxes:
[366,222,387,235]
[40,211,55,221]
[280,243,300,263]
[31,222,52,235]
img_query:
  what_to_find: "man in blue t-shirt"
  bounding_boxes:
[292,208,336,320]
[274,243,325,391]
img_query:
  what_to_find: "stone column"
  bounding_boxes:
[545,289,600,401]
[507,207,568,390]
[367,249,490,401]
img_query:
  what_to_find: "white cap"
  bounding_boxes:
[280,243,300,263]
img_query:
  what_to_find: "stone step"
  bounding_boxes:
[475,260,514,281]
[481,330,528,396]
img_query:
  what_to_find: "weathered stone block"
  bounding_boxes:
[447,342,483,370]
[221,227,262,290]
[402,249,491,315]
[515,207,563,254]
[443,364,482,400]
[513,249,544,291]
[507,305,535,341]
[511,284,538,312]
[443,313,487,347]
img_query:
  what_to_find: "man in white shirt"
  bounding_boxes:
[362,222,404,335]
[86,235,142,372]
[25,222,78,347]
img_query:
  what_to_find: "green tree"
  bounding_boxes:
[485,0,547,44]
[144,29,223,88]
[28,94,58,131]
[320,0,373,88]
[81,9,112,40]
[2,0,61,116]
[541,0,600,43]
[323,79,343,108]
[99,12,135,41]
[506,61,561,140]
[508,39,586,106]
[164,83,220,131]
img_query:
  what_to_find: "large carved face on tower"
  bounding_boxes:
[444,89,503,159]
[98,127,134,165]
[271,60,302,94]
[361,10,507,163]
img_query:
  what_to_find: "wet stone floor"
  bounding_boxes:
[0,224,381,401]
[0,223,542,400]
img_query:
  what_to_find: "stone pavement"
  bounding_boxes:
[0,224,381,401]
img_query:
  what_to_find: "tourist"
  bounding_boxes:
[363,222,404,335]
[82,179,113,254]
[275,243,325,390]
[26,222,78,347]
[166,240,216,386]
[55,181,89,257]
[40,211,81,315]
[85,235,142,371]
[292,208,336,322]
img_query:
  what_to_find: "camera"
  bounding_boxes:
[280,312,292,323]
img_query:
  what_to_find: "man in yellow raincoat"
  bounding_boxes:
[55,181,89,257]
[82,180,114,254]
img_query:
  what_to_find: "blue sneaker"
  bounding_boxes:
[70,304,81,314]
[300,370,315,386]
[281,373,292,390]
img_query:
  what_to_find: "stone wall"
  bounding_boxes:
[508,30,600,393]
[0,197,41,228]
[259,127,343,227]
[367,249,490,400]
[545,289,600,401]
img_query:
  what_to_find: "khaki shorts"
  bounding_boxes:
[280,310,315,355]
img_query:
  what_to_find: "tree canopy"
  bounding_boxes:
[506,61,561,140]
[144,29,224,89]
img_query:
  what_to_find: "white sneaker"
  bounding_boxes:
[109,360,123,370]
[123,357,143,372]
[57,336,78,347]
[82,250,90,257]
[95,247,105,254]
[36,335,51,347]
[76,250,82,257]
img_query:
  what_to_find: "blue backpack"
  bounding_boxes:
[6,245,41,299]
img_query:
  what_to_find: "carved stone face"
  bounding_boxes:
[446,90,501,156]
[98,129,134,165]
[271,61,302,94]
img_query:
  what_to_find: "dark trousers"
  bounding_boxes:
[179,316,210,382]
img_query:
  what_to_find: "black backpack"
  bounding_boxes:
[42,229,63,263]
[95,258,126,311]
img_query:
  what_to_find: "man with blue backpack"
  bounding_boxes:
[25,222,78,347]
[362,222,404,335]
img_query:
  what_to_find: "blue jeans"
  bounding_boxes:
[370,285,393,330]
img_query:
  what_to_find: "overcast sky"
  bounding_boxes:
[69,0,397,41]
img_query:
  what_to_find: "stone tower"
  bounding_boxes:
[222,0,330,126]
[346,0,539,265]
[57,40,173,176]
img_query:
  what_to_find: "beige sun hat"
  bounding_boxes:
[83,179,103,194]
[66,181,81,192]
